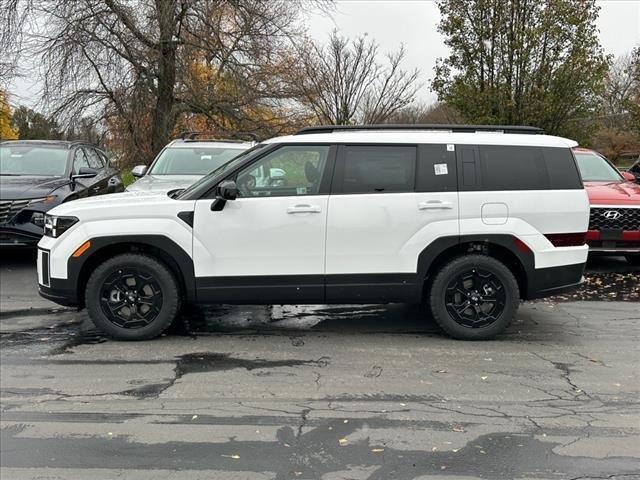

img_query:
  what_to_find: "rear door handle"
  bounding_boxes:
[418,200,453,210]
[287,204,322,214]
[92,186,101,192]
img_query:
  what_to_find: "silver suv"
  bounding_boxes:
[126,132,254,193]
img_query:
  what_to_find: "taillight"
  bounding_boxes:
[544,233,587,247]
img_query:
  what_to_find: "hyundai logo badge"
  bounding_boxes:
[603,210,622,220]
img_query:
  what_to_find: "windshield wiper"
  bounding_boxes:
[0,173,21,176]
[168,188,186,199]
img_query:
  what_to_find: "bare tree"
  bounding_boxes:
[2,0,329,163]
[294,31,421,125]
[599,51,640,130]
[383,102,465,124]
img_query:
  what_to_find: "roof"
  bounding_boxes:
[166,139,253,149]
[263,130,578,149]
[0,139,98,148]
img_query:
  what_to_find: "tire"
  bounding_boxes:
[428,254,519,340]
[85,253,181,340]
[626,255,640,266]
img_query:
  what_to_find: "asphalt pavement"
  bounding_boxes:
[1,249,639,480]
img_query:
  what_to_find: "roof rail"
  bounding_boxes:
[178,130,259,142]
[295,124,544,135]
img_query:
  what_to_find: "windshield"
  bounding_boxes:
[574,152,623,182]
[178,144,266,199]
[0,145,69,176]
[149,146,248,175]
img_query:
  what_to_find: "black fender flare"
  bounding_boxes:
[68,235,196,304]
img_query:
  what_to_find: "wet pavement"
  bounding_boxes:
[1,250,639,479]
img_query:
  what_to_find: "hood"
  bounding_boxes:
[0,175,70,200]
[585,180,640,206]
[126,174,202,192]
[49,190,189,218]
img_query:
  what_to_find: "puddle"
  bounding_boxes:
[2,420,638,478]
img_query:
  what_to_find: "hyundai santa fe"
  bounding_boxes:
[37,124,590,341]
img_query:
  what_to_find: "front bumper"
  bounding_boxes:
[0,227,42,247]
[37,248,78,307]
[586,230,640,254]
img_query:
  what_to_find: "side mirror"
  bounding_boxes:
[211,180,238,211]
[131,165,148,178]
[216,180,238,201]
[621,171,636,182]
[72,167,98,180]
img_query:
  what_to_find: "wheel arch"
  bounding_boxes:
[70,235,195,308]
[417,235,534,300]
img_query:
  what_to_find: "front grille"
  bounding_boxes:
[0,199,30,224]
[589,207,640,231]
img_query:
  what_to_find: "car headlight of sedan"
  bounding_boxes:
[30,211,45,227]
[44,214,79,238]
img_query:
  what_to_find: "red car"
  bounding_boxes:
[573,148,640,264]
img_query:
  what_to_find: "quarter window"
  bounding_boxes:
[236,145,330,197]
[339,146,416,194]
[478,145,548,190]
[85,148,104,169]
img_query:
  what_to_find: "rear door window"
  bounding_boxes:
[416,144,457,192]
[335,145,416,194]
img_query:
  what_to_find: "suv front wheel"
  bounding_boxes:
[85,253,181,340]
[428,255,519,340]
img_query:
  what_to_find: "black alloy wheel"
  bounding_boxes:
[444,268,506,328]
[428,254,519,340]
[100,266,163,329]
[86,253,180,340]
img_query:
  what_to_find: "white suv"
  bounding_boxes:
[37,125,590,341]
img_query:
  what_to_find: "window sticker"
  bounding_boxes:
[434,163,448,176]
[296,187,307,195]
[447,144,455,152]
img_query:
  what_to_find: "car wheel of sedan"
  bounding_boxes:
[428,255,519,340]
[85,253,180,340]
[626,255,640,265]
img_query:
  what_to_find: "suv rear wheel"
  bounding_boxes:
[428,255,519,340]
[85,253,181,340]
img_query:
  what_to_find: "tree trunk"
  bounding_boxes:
[150,0,177,158]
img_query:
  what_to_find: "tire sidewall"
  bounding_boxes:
[429,255,519,340]
[85,254,180,340]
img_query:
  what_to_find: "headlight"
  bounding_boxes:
[30,212,45,227]
[28,195,57,205]
[44,214,79,238]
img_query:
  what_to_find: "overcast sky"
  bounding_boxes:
[307,0,640,103]
[8,0,640,107]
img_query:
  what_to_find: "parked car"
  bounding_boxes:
[37,124,590,341]
[628,157,640,183]
[126,133,254,193]
[572,147,640,264]
[0,140,124,247]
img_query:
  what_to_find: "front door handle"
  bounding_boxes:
[287,204,322,214]
[418,200,453,210]
[92,186,101,193]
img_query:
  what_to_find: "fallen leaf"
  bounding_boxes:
[452,426,465,432]
[481,376,488,380]
[371,448,384,453]
[221,454,240,459]
[191,415,198,420]
[339,438,348,446]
